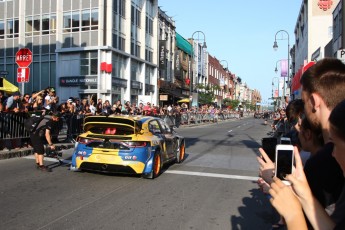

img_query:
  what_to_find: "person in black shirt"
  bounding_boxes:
[30,112,60,172]
[268,58,345,229]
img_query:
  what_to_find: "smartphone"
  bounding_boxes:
[261,137,277,162]
[275,144,294,185]
[279,137,291,145]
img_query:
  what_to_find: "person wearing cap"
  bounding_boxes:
[5,91,22,112]
[30,112,61,172]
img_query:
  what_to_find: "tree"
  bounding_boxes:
[223,98,240,110]
[196,83,220,105]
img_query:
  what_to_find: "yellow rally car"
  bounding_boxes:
[70,115,185,179]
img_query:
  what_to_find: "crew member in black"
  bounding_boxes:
[30,112,60,172]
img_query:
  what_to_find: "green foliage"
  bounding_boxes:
[198,92,214,105]
[223,98,240,109]
[196,83,221,105]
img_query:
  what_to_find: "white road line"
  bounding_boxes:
[166,170,259,181]
[23,157,258,181]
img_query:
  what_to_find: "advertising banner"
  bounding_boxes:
[159,40,166,70]
[175,50,181,77]
[280,59,288,77]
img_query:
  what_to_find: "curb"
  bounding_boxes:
[0,143,75,160]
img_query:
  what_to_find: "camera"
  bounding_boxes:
[45,145,67,158]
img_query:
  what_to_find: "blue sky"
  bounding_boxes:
[158,0,302,103]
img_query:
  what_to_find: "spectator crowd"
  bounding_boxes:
[257,58,345,230]
[0,86,245,121]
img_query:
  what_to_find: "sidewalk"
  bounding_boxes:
[0,142,75,160]
[0,134,75,161]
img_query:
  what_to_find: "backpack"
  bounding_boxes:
[24,115,44,133]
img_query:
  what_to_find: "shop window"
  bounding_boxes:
[80,51,98,76]
[0,20,4,39]
[63,12,71,32]
[71,11,79,32]
[6,18,19,38]
[41,14,56,35]
[90,8,98,30]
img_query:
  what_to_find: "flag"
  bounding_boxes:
[280,59,288,77]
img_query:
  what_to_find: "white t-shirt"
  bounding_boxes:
[90,104,96,115]
[44,95,52,110]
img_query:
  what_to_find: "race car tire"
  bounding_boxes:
[152,152,161,178]
[144,151,162,179]
[176,141,185,163]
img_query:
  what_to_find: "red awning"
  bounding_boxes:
[291,61,315,93]
[292,67,303,92]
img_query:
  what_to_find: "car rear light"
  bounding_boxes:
[77,137,93,144]
[122,141,148,147]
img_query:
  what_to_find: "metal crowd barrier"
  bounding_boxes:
[0,112,85,150]
[159,110,253,126]
[0,110,254,150]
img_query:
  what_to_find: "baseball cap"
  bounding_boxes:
[67,99,73,103]
[13,91,21,96]
[50,87,55,92]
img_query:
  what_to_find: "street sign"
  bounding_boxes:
[337,49,345,63]
[0,71,9,75]
[16,48,32,68]
[17,67,30,83]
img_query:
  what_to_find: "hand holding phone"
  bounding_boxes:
[275,144,294,185]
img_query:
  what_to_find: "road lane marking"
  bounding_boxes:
[166,170,259,181]
[24,157,258,181]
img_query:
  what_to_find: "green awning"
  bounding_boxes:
[176,32,193,55]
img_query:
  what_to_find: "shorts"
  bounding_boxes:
[30,133,45,155]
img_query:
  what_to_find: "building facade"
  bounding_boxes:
[0,0,159,105]
[333,0,345,57]
[294,0,339,70]
[292,0,342,99]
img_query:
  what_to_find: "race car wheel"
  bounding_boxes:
[152,152,161,178]
[176,141,185,163]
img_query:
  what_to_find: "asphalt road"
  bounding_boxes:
[0,117,278,230]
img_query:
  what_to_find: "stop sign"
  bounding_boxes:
[16,48,32,68]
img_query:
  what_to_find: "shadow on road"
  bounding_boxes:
[230,185,279,230]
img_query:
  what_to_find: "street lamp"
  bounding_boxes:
[273,30,290,105]
[190,31,207,109]
[274,59,282,74]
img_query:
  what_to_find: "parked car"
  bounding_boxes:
[70,115,185,179]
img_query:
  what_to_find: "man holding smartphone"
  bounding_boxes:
[300,59,344,210]
[258,58,345,229]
